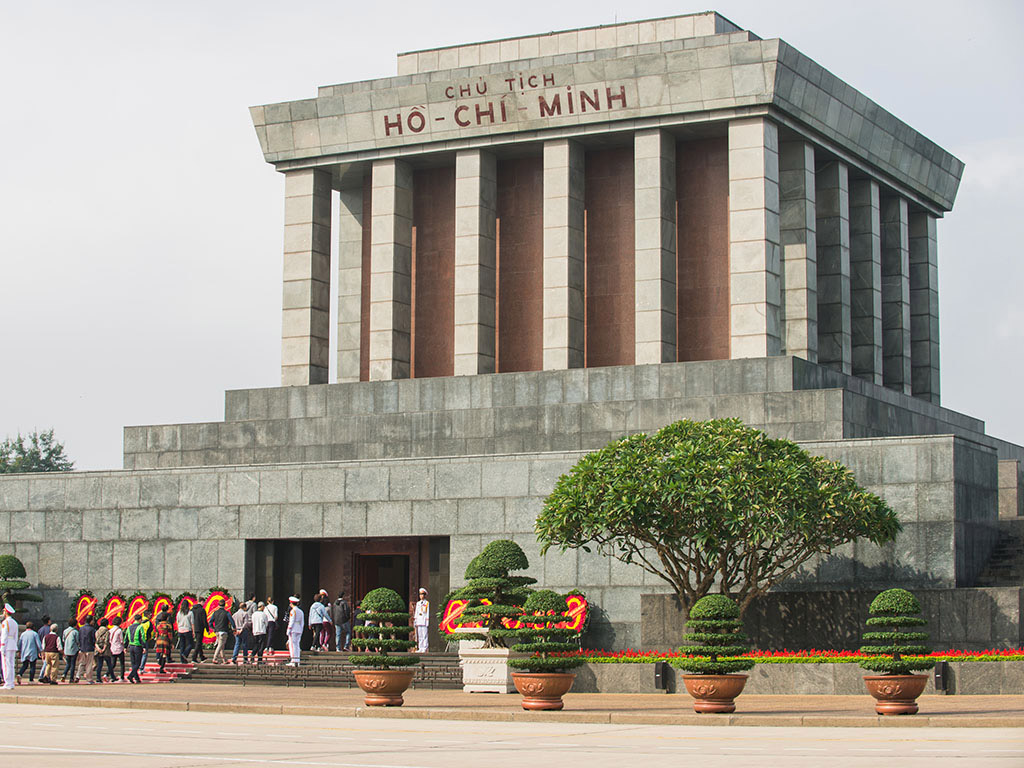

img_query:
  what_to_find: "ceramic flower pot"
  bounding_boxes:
[511,671,576,710]
[681,674,748,713]
[352,668,415,706]
[863,674,929,715]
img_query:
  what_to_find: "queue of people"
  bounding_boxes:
[0,586,426,686]
[0,602,144,686]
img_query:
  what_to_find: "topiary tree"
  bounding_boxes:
[858,588,933,675]
[536,418,900,614]
[508,590,586,673]
[450,540,536,648]
[0,554,41,605]
[671,594,755,675]
[349,587,419,669]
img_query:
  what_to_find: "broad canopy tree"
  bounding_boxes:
[536,419,900,614]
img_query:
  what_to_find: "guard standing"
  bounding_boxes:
[414,588,430,653]
[1,603,18,689]
[286,595,304,667]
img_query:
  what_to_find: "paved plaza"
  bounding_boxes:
[0,702,1021,767]
[5,683,1024,728]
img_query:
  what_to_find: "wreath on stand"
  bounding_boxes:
[71,589,98,624]
[125,592,150,624]
[100,591,128,623]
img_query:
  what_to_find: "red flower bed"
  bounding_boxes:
[557,648,1024,663]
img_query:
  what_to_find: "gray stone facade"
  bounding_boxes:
[122,356,1014,471]
[3,13,1018,654]
[4,356,1021,650]
[642,587,1024,652]
[254,15,961,213]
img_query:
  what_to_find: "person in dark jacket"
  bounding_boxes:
[77,615,97,684]
[209,601,234,664]
[39,623,60,684]
[331,592,352,651]
[189,602,208,663]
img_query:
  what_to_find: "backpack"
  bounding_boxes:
[337,599,351,625]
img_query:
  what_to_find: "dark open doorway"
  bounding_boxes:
[353,553,410,604]
[248,536,449,651]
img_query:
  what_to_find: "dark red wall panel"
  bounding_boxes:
[676,137,730,361]
[585,147,635,368]
[412,167,456,379]
[496,156,544,373]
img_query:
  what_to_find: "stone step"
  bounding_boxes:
[976,526,1024,587]
[178,651,464,688]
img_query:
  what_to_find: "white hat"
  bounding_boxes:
[3,603,14,613]
[289,595,300,603]
[418,587,427,594]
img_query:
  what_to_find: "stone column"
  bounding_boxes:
[849,178,883,385]
[728,118,781,358]
[815,161,852,374]
[281,168,332,386]
[634,129,677,364]
[337,185,364,383]
[368,159,413,381]
[909,211,940,403]
[453,150,497,375]
[881,196,912,394]
[542,139,585,370]
[778,140,817,363]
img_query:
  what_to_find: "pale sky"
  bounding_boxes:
[1,1,1021,470]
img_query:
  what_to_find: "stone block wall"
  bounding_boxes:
[574,660,1024,695]
[2,430,1002,650]
[792,435,999,588]
[999,459,1024,519]
[641,587,1024,652]
[123,356,1011,472]
[124,358,852,469]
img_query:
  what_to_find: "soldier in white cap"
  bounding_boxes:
[286,596,304,667]
[414,588,430,653]
[1,603,17,690]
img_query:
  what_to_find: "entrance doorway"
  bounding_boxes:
[248,536,449,651]
[353,553,410,604]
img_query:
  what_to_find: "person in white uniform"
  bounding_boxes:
[1,603,18,690]
[286,595,304,667]
[413,588,430,653]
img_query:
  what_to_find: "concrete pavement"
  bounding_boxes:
[3,681,1023,728]
[0,702,1022,767]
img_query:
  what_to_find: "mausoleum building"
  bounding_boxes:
[3,13,1022,650]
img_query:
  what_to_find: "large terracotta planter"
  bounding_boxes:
[511,671,575,710]
[863,674,929,715]
[682,674,748,713]
[352,668,415,707]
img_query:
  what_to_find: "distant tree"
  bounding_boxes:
[536,419,900,614]
[0,429,74,473]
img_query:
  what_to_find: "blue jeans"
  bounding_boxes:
[62,653,78,681]
[335,622,351,651]
[178,631,194,663]
[232,630,251,662]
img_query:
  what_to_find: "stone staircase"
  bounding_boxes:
[178,651,462,689]
[976,520,1024,587]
